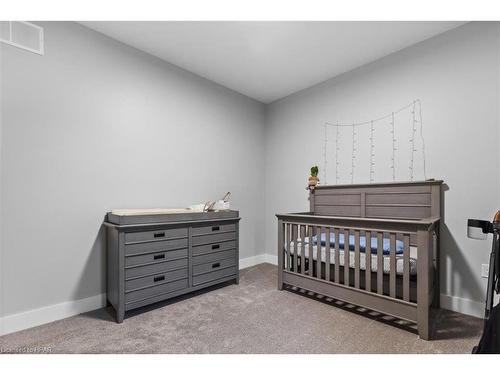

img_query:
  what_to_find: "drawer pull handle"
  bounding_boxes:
[212,226,220,231]
[154,232,165,238]
[154,254,165,260]
[212,244,220,250]
[154,275,165,283]
[212,262,221,269]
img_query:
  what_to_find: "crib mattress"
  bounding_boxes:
[287,241,418,276]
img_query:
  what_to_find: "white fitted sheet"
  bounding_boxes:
[287,241,418,276]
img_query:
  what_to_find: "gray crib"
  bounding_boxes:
[276,180,442,340]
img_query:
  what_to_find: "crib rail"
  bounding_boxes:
[276,212,439,339]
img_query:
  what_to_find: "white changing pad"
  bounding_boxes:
[111,208,199,216]
[288,241,418,276]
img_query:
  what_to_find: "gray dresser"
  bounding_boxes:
[104,210,240,322]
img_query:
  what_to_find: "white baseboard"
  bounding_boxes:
[0,293,106,336]
[239,253,277,269]
[263,254,278,265]
[440,293,484,318]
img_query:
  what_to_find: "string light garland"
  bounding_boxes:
[369,120,375,182]
[323,123,328,183]
[409,101,417,181]
[335,124,340,184]
[350,123,357,184]
[390,112,396,181]
[323,100,427,184]
[418,101,427,180]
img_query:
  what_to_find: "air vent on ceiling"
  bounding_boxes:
[0,21,44,55]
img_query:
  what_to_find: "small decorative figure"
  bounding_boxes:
[307,165,320,190]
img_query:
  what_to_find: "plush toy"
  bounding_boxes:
[307,165,319,190]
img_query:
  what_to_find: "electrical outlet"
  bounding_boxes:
[482,264,490,278]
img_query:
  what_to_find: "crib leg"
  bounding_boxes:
[278,268,284,290]
[432,228,440,308]
[418,316,430,340]
[417,293,430,340]
[417,228,432,340]
[278,219,284,291]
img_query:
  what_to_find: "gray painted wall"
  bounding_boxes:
[0,22,266,316]
[264,22,500,311]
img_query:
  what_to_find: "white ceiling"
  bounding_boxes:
[81,21,465,103]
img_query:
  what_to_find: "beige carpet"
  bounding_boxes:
[0,263,483,354]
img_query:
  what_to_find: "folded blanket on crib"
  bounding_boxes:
[312,233,404,255]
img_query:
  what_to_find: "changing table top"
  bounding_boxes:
[105,209,240,226]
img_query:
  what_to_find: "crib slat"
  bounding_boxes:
[344,229,350,286]
[284,224,288,270]
[365,231,372,292]
[354,230,360,288]
[377,232,383,295]
[292,224,298,273]
[389,233,396,298]
[285,224,292,271]
[403,234,410,301]
[325,227,331,282]
[334,228,340,283]
[290,224,294,272]
[308,226,314,277]
[317,227,322,279]
[300,225,306,275]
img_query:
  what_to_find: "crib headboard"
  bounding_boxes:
[310,180,442,220]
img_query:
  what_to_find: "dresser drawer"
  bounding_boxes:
[192,248,236,266]
[192,240,236,257]
[193,257,236,276]
[125,257,188,279]
[192,231,236,246]
[125,238,188,256]
[125,278,188,304]
[125,227,188,244]
[192,266,236,286]
[191,223,236,236]
[125,267,188,292]
[125,248,188,267]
